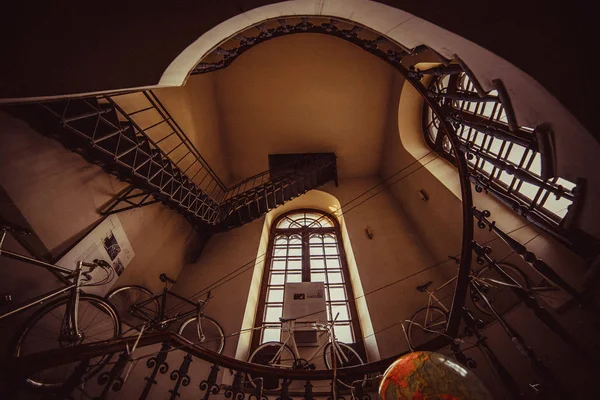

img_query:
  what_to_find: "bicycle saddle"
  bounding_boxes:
[160,273,177,284]
[416,281,434,292]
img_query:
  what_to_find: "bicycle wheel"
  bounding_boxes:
[323,341,366,388]
[471,262,529,316]
[407,306,448,349]
[247,342,296,391]
[13,294,121,389]
[107,285,159,329]
[178,315,225,354]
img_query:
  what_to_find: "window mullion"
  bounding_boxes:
[301,230,310,282]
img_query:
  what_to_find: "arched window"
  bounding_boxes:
[422,72,577,225]
[251,209,362,350]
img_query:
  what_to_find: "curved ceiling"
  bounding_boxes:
[213,33,398,181]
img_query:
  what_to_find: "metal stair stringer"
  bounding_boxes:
[217,154,338,230]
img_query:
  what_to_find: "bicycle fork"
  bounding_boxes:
[65,261,85,343]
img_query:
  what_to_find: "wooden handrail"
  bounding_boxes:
[2,331,449,382]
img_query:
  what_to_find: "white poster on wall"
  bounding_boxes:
[282,282,326,322]
[57,214,134,296]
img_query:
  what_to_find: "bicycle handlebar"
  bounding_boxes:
[0,221,32,235]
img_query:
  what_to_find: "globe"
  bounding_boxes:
[379,352,493,400]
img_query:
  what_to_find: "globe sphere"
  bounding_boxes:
[379,351,493,400]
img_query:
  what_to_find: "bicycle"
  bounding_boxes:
[247,316,365,391]
[0,222,121,389]
[407,260,559,349]
[106,273,225,354]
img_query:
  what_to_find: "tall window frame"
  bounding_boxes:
[251,209,363,353]
[422,72,577,226]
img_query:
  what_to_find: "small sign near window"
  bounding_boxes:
[283,282,326,322]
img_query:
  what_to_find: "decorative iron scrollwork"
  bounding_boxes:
[224,371,245,400]
[168,352,193,399]
[199,364,221,400]
[96,350,130,398]
[140,341,170,400]
[248,377,267,400]
[276,378,292,400]
[352,381,371,400]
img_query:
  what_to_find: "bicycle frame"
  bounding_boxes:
[0,236,95,338]
[131,286,206,329]
[265,320,350,368]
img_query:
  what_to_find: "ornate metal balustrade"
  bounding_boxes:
[420,68,599,261]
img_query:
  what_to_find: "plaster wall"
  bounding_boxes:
[0,110,201,357]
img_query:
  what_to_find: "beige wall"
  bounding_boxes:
[0,111,201,343]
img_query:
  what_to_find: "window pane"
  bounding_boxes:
[507,144,526,166]
[262,327,281,343]
[269,273,285,285]
[498,171,514,187]
[323,234,336,244]
[286,273,301,283]
[329,286,347,301]
[289,235,302,245]
[327,271,343,284]
[311,246,324,256]
[267,289,284,303]
[272,260,286,270]
[488,138,504,156]
[311,272,326,283]
[324,245,338,255]
[333,324,353,343]
[556,178,576,192]
[326,257,341,269]
[543,195,571,218]
[527,153,542,177]
[274,236,288,245]
[310,258,325,269]
[517,180,539,200]
[310,235,323,244]
[330,304,350,321]
[265,306,283,322]
[288,247,302,257]
[287,259,302,270]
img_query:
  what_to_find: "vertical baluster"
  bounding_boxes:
[472,207,583,304]
[168,353,193,399]
[249,377,267,400]
[462,308,525,398]
[471,242,569,397]
[352,381,371,400]
[95,350,130,400]
[471,241,583,352]
[199,364,221,400]
[277,379,291,400]
[304,380,314,400]
[327,380,346,400]
[224,371,245,400]
[139,342,170,400]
